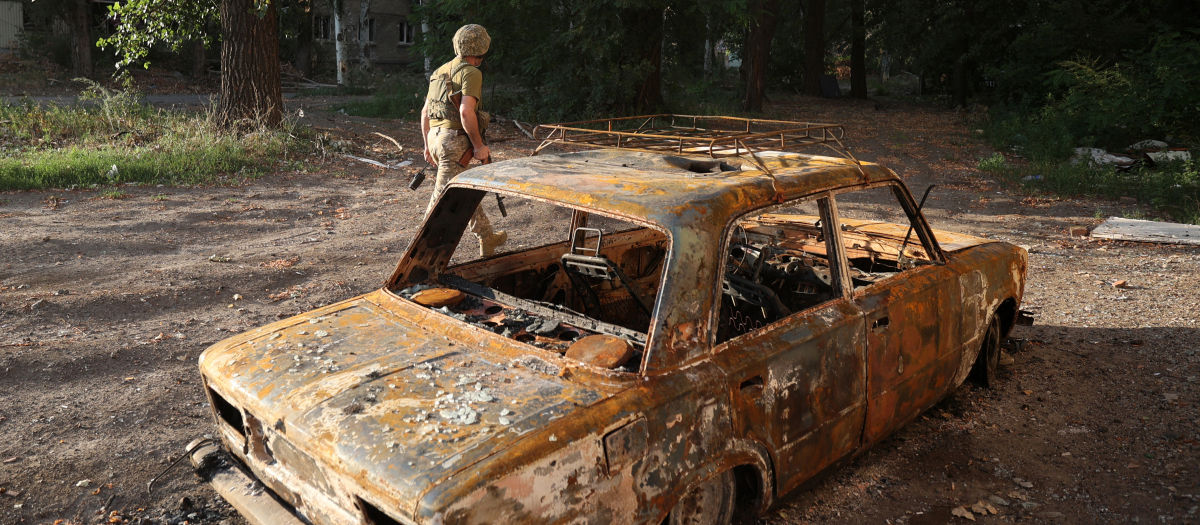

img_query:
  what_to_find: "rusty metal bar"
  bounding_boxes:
[187,440,307,525]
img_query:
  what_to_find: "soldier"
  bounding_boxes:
[420,24,507,257]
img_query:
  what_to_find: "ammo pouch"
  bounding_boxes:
[428,62,488,137]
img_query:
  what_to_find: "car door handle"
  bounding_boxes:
[739,376,764,398]
[872,316,890,331]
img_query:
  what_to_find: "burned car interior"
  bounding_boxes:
[717,184,939,343]
[390,187,668,373]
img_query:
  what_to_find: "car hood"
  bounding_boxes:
[199,290,611,514]
[754,213,998,253]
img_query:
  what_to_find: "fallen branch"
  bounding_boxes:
[340,154,412,170]
[372,132,404,152]
[281,71,337,88]
[512,120,535,139]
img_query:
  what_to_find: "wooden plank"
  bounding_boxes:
[1090,217,1200,246]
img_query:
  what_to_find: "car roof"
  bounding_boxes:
[451,149,902,230]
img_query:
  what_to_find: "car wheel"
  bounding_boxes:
[669,469,736,525]
[971,315,1001,388]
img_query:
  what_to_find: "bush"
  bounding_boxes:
[1047,32,1200,148]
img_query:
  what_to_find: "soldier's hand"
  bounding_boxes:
[423,147,434,164]
[473,145,491,161]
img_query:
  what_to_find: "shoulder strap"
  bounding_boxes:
[450,61,478,87]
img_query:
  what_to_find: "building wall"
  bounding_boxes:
[0,0,22,51]
[311,0,420,69]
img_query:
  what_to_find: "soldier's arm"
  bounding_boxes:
[459,96,490,161]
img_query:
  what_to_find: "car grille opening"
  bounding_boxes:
[358,498,404,525]
[209,388,245,437]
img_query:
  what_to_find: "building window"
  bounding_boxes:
[364,18,376,43]
[315,15,332,41]
[399,21,416,45]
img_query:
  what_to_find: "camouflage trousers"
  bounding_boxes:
[424,128,494,240]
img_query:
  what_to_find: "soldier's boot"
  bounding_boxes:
[479,230,508,257]
[470,209,507,257]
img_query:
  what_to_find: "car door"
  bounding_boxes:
[711,194,868,495]
[833,184,963,446]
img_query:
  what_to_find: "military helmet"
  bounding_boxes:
[453,24,491,57]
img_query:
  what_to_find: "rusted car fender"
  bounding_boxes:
[946,242,1028,388]
[647,438,777,524]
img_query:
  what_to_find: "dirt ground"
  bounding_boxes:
[1,94,1197,525]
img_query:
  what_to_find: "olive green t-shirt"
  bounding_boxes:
[427,57,483,130]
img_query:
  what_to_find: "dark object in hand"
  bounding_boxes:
[458,146,492,168]
[408,167,427,191]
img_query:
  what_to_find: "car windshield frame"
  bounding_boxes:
[385,183,676,375]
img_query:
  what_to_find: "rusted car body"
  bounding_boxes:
[192,138,1027,525]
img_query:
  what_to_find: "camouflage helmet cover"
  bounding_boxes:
[453,24,491,57]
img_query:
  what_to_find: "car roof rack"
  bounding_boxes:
[531,114,857,167]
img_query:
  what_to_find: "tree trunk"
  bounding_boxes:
[743,0,779,112]
[216,0,282,128]
[703,14,712,76]
[68,0,93,78]
[191,38,207,78]
[333,0,347,85]
[358,0,372,69]
[421,20,433,78]
[951,0,974,109]
[631,8,665,111]
[297,9,313,78]
[849,0,866,98]
[802,0,825,96]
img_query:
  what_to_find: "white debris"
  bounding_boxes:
[498,417,511,425]
[460,390,494,403]
[269,333,282,340]
[1148,150,1192,162]
[315,330,329,337]
[1128,139,1168,150]
[1072,147,1134,166]
[438,407,479,425]
[75,479,91,487]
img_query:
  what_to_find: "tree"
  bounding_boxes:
[357,0,373,69]
[99,0,283,128]
[26,0,96,77]
[68,0,94,77]
[216,0,283,126]
[743,0,780,111]
[849,0,866,98]
[801,0,825,96]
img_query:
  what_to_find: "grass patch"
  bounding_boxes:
[978,153,1200,224]
[980,106,1200,224]
[0,79,314,191]
[99,188,132,199]
[335,76,426,120]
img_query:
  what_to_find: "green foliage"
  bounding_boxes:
[1046,32,1200,146]
[412,0,748,122]
[981,105,1077,162]
[977,152,1007,171]
[0,82,313,190]
[97,0,218,70]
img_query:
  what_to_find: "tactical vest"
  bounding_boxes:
[427,61,489,132]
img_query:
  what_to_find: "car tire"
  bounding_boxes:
[970,315,1001,388]
[669,469,736,525]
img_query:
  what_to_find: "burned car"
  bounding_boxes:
[189,116,1028,525]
